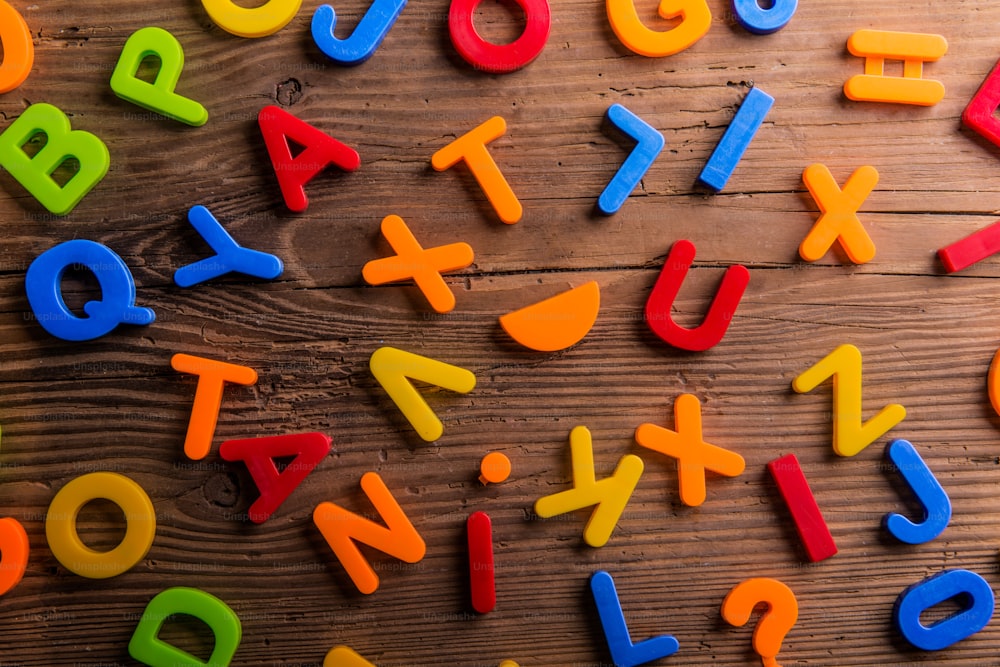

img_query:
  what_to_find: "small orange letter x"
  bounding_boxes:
[362,214,475,313]
[635,393,745,506]
[799,163,878,264]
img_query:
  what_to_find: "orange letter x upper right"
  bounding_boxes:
[799,163,879,264]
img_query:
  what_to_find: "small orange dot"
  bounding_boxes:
[479,452,511,484]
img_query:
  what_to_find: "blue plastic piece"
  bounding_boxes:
[894,569,994,651]
[732,0,797,34]
[174,205,283,288]
[25,239,155,341]
[590,570,679,667]
[311,0,408,65]
[697,86,774,192]
[883,439,951,545]
[598,104,665,215]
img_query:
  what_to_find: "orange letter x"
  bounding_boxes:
[799,163,878,264]
[362,214,475,313]
[634,393,744,506]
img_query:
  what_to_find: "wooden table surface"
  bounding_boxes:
[3,0,1000,665]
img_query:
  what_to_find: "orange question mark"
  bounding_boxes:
[721,577,798,667]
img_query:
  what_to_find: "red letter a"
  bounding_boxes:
[258,105,360,212]
[220,432,332,523]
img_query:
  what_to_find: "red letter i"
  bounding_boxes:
[467,511,495,613]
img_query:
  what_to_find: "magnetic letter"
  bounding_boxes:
[591,570,679,666]
[792,343,905,457]
[635,393,745,506]
[129,587,241,667]
[894,570,994,651]
[311,0,407,65]
[313,472,426,594]
[25,240,155,341]
[45,472,156,579]
[110,27,208,127]
[171,354,258,461]
[200,0,302,37]
[219,432,331,523]
[883,439,950,545]
[0,0,33,93]
[258,105,361,212]
[0,103,110,216]
[731,0,796,34]
[698,87,773,192]
[799,164,878,264]
[844,29,947,106]
[963,58,1000,149]
[174,205,283,287]
[606,0,710,57]
[431,116,521,224]
[767,454,837,562]
[644,239,749,351]
[598,104,664,215]
[534,426,644,547]
[448,0,550,73]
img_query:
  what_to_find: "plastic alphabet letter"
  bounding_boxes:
[792,343,906,457]
[171,354,259,461]
[431,116,521,224]
[598,104,665,215]
[883,439,951,545]
[989,347,1000,418]
[534,426,644,547]
[448,0,550,73]
[0,517,28,596]
[110,27,208,127]
[467,511,496,613]
[799,163,879,264]
[962,58,1000,149]
[258,105,361,212]
[219,432,332,524]
[767,454,837,562]
[894,569,994,651]
[635,393,745,506]
[731,0,796,34]
[361,214,475,313]
[313,472,426,594]
[311,0,408,65]
[698,87,774,192]
[937,219,1000,273]
[25,239,156,342]
[45,472,156,579]
[0,0,34,93]
[0,103,110,216]
[644,239,749,351]
[174,205,283,287]
[129,587,242,667]
[590,570,679,667]
[844,29,947,106]
[200,0,302,37]
[369,346,476,442]
[324,646,378,667]
[607,0,710,57]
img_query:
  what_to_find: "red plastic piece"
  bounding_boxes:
[645,239,750,351]
[258,105,360,212]
[767,454,837,562]
[962,58,1000,149]
[220,432,332,523]
[937,219,1000,273]
[448,0,550,73]
[467,511,495,613]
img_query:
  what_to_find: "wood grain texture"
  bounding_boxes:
[2,0,1000,665]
